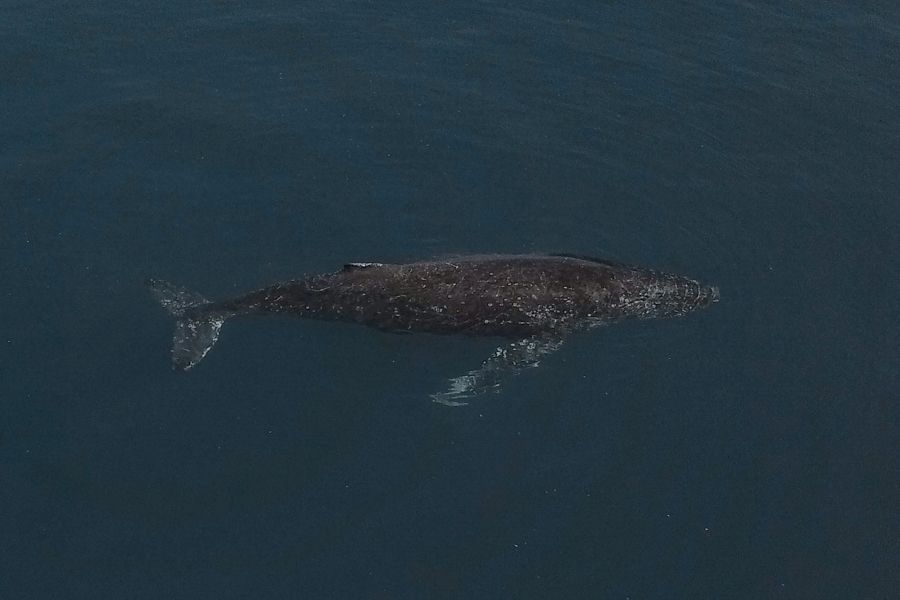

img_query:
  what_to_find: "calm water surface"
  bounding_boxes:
[3,1,899,598]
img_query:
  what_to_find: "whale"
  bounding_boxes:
[149,253,719,404]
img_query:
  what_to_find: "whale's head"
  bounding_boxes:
[699,285,720,307]
[616,271,720,320]
[680,281,720,314]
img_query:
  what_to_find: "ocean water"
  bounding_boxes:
[3,2,899,598]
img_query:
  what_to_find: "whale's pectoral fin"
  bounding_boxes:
[430,335,565,406]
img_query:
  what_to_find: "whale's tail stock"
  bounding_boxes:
[147,278,229,370]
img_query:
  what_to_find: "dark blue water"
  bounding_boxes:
[3,2,899,598]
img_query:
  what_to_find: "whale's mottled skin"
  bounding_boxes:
[149,254,719,404]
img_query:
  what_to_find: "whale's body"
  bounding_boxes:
[149,254,719,403]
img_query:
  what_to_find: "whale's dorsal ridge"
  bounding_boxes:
[547,253,628,268]
[342,262,384,271]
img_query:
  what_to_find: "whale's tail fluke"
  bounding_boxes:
[147,278,228,370]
